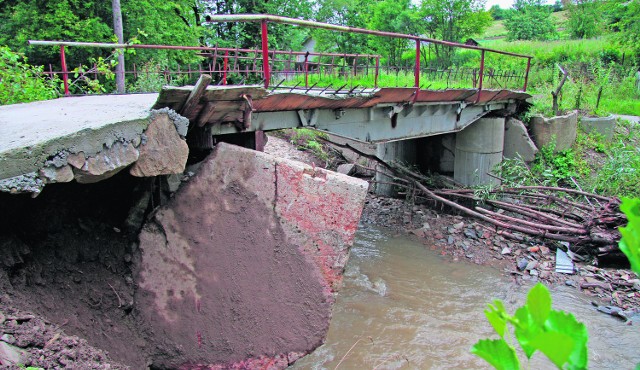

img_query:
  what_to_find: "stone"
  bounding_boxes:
[39,164,74,183]
[66,152,86,169]
[464,228,477,239]
[529,269,539,276]
[337,163,356,176]
[517,257,529,271]
[525,261,538,271]
[73,141,139,183]
[130,113,189,177]
[411,229,426,238]
[453,222,465,230]
[0,341,26,366]
[529,111,578,152]
[134,143,368,369]
[501,247,512,255]
[503,118,538,162]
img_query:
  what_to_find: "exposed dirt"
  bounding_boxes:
[0,173,149,369]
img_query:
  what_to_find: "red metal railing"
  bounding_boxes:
[206,14,533,94]
[30,14,532,97]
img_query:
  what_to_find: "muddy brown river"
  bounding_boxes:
[293,225,640,369]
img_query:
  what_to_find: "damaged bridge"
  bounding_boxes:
[0,82,530,368]
[0,13,534,370]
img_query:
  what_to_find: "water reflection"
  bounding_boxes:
[293,225,640,369]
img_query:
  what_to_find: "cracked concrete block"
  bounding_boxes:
[39,165,75,183]
[529,111,577,152]
[130,113,189,177]
[134,143,368,369]
[503,118,538,162]
[73,142,139,184]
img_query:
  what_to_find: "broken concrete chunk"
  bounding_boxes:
[0,172,44,194]
[337,163,356,176]
[134,143,367,369]
[129,113,188,177]
[503,118,538,162]
[73,142,139,184]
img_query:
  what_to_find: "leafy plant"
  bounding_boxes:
[472,283,588,370]
[619,197,640,275]
[288,128,331,163]
[0,46,59,105]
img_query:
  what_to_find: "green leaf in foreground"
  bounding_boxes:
[485,300,509,338]
[545,310,588,370]
[619,197,640,275]
[471,339,520,370]
[527,283,551,326]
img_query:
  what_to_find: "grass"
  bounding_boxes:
[496,118,640,198]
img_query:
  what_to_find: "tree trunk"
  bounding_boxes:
[112,0,125,94]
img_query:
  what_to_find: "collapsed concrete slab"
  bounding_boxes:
[0,94,192,194]
[503,117,538,162]
[134,143,368,369]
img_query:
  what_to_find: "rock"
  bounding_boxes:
[422,222,431,230]
[73,141,139,183]
[0,312,4,324]
[517,258,529,271]
[529,269,539,276]
[0,334,14,344]
[528,246,540,253]
[130,113,189,177]
[539,245,550,254]
[447,235,455,245]
[501,247,512,255]
[66,151,86,169]
[337,164,356,176]
[0,341,26,365]
[525,261,538,271]
[39,165,74,183]
[410,229,425,238]
[464,228,477,239]
[565,280,577,287]
[453,222,464,230]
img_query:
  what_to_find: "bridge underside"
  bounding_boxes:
[154,85,530,143]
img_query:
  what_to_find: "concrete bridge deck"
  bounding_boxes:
[0,85,529,191]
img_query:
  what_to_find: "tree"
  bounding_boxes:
[420,0,493,67]
[566,0,603,39]
[366,0,422,67]
[312,0,373,59]
[504,0,557,41]
[609,0,640,62]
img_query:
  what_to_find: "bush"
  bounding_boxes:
[0,46,59,105]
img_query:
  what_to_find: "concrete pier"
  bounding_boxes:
[454,117,505,186]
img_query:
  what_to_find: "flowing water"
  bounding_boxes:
[293,224,640,369]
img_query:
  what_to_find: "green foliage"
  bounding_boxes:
[0,46,59,105]
[566,0,603,39]
[419,0,492,67]
[619,197,640,275]
[288,128,330,163]
[528,141,588,186]
[472,283,588,370]
[504,0,557,41]
[609,0,640,62]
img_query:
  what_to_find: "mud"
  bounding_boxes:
[0,172,146,368]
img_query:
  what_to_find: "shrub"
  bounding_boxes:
[0,46,59,105]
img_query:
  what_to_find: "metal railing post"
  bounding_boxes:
[414,39,421,88]
[261,19,271,88]
[60,46,70,96]
[523,57,531,92]
[374,57,380,88]
[476,50,485,103]
[223,50,229,85]
[304,52,309,88]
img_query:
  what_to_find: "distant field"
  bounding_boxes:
[478,10,569,40]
